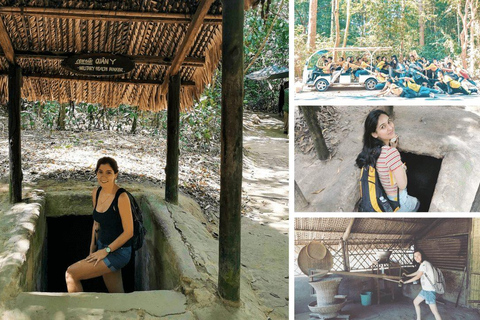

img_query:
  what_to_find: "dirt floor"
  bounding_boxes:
[295,296,480,320]
[0,111,289,319]
[294,105,480,212]
[294,83,480,106]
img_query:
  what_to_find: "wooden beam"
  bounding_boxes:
[8,64,22,203]
[295,229,413,237]
[0,17,15,64]
[341,240,350,271]
[0,73,196,87]
[161,0,216,93]
[0,7,222,24]
[218,0,244,305]
[342,218,356,241]
[311,270,402,280]
[0,51,206,67]
[165,74,180,205]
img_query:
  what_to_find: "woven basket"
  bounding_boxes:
[308,298,347,318]
[297,245,333,276]
[309,276,343,305]
[306,241,327,260]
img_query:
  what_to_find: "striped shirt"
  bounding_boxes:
[376,146,403,196]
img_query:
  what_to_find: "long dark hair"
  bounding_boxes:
[355,110,389,168]
[414,249,427,264]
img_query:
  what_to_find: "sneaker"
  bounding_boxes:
[429,93,435,98]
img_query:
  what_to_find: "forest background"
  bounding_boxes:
[294,0,480,79]
[2,0,288,152]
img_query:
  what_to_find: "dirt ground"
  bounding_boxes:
[295,296,480,320]
[0,111,289,319]
[294,105,480,212]
[294,83,480,106]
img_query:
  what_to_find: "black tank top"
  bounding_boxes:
[92,187,132,247]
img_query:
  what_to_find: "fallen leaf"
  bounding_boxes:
[312,188,325,194]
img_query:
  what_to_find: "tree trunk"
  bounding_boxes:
[399,0,405,60]
[418,0,425,47]
[130,107,138,134]
[299,106,330,160]
[469,0,478,72]
[294,180,309,210]
[57,102,67,130]
[307,0,317,52]
[330,0,335,39]
[470,183,480,211]
[333,0,341,60]
[342,0,352,50]
[458,1,471,69]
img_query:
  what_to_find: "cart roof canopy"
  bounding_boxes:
[314,47,392,53]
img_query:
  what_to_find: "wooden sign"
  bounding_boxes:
[62,53,135,76]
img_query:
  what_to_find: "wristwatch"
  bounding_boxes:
[105,246,111,254]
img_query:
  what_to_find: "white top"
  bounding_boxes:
[419,260,436,292]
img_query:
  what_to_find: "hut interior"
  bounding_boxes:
[295,218,480,320]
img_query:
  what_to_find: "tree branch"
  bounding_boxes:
[244,0,286,74]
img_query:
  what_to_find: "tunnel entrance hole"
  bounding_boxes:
[400,152,443,212]
[41,193,181,293]
[45,215,135,293]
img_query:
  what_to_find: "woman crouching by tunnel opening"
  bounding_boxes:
[355,109,420,212]
[65,157,133,293]
[400,250,443,320]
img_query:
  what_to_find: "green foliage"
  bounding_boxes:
[5,4,287,157]
[295,0,477,77]
[244,0,289,112]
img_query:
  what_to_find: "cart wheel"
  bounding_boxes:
[364,78,378,90]
[315,79,329,92]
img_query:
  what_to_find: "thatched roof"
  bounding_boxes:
[294,218,441,245]
[0,0,230,111]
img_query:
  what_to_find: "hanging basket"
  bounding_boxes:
[306,240,327,260]
[298,245,333,276]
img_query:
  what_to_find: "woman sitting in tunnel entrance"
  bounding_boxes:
[65,157,133,293]
[356,109,420,212]
[400,250,443,320]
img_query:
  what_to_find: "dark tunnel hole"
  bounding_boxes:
[45,215,135,293]
[400,152,442,212]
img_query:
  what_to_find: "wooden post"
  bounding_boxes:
[299,106,330,160]
[218,0,244,305]
[165,74,180,204]
[8,63,22,203]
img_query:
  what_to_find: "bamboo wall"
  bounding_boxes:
[469,218,480,308]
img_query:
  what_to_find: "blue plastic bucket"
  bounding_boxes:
[360,291,372,306]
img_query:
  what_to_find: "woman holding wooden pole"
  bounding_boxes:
[400,250,443,320]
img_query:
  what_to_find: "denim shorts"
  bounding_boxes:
[418,290,437,305]
[96,240,132,272]
[387,188,420,212]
